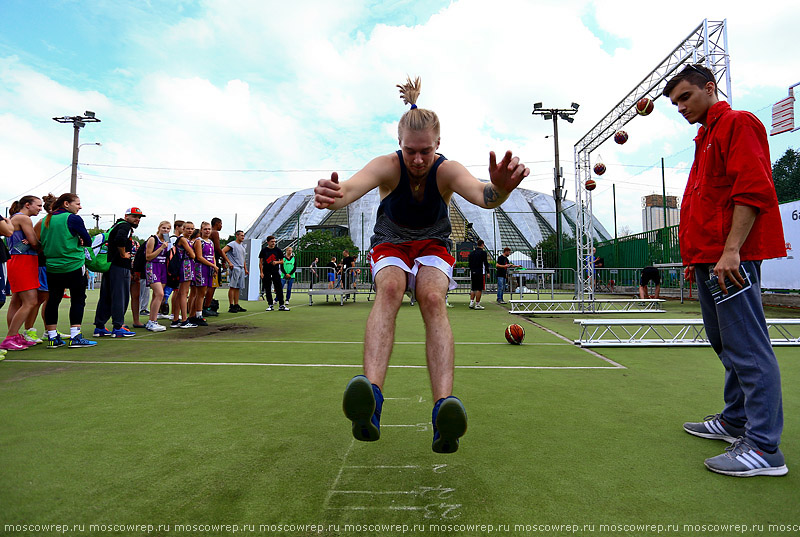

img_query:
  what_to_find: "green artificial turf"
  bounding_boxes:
[1,291,798,537]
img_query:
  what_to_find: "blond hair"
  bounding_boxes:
[396,76,440,139]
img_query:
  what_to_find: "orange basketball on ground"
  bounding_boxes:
[505,324,525,345]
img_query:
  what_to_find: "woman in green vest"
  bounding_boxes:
[38,193,97,349]
[280,246,297,304]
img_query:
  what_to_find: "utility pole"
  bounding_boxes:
[52,111,101,194]
[532,102,579,265]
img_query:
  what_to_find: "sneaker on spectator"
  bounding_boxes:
[265,305,274,311]
[67,333,97,348]
[1,336,28,351]
[237,305,247,312]
[179,320,197,329]
[140,309,149,315]
[473,303,485,310]
[25,328,43,343]
[111,327,136,338]
[15,334,37,347]
[343,375,383,442]
[192,317,208,326]
[93,326,113,337]
[704,437,788,477]
[170,320,182,329]
[47,334,66,349]
[157,313,171,320]
[432,396,468,454]
[146,320,166,332]
[279,304,290,311]
[684,413,745,443]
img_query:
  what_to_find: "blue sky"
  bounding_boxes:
[1,0,798,240]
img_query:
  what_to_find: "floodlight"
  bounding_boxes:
[534,102,543,110]
[543,114,552,120]
[571,102,580,110]
[84,111,95,118]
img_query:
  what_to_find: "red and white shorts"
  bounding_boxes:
[370,239,456,291]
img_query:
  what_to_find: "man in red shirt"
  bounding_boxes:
[665,64,787,477]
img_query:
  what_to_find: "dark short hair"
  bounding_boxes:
[267,235,276,241]
[211,217,222,227]
[663,64,717,97]
[235,230,244,235]
[503,247,511,252]
[476,239,485,247]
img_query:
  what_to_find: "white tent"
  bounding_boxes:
[508,251,534,269]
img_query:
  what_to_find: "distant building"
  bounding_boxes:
[247,186,611,255]
[642,194,679,232]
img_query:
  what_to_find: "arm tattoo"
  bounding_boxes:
[483,184,500,206]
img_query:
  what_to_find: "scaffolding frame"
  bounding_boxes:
[573,19,731,311]
[574,318,800,347]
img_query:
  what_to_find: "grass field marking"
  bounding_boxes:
[331,486,456,498]
[382,423,430,431]
[517,316,627,369]
[323,439,355,510]
[343,465,421,469]
[118,339,572,345]
[3,359,622,370]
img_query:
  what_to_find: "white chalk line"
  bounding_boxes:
[4,359,622,370]
[114,339,571,345]
[517,317,627,369]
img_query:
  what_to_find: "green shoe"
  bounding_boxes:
[432,396,468,454]
[343,375,382,442]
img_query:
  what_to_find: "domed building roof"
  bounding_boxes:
[246,186,610,254]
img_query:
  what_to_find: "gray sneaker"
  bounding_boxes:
[684,413,745,443]
[704,437,788,477]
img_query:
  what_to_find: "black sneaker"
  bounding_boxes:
[228,306,239,313]
[194,316,208,326]
[237,305,247,312]
[170,321,182,328]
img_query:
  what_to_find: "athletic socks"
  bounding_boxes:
[70,327,80,338]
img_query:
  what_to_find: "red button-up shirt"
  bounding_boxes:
[679,101,786,265]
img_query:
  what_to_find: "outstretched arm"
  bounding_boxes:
[314,154,396,210]
[442,150,529,209]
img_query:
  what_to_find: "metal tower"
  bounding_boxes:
[573,19,731,310]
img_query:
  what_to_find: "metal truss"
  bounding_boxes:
[572,19,731,310]
[574,318,800,347]
[509,299,665,315]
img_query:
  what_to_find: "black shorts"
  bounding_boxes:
[470,272,485,291]
[640,267,661,286]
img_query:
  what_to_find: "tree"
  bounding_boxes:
[297,230,359,265]
[773,147,800,203]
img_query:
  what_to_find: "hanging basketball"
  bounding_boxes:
[585,179,597,191]
[636,97,654,116]
[614,131,628,144]
[593,163,606,176]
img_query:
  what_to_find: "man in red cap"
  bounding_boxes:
[94,207,145,338]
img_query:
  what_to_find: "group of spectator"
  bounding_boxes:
[258,244,360,310]
[0,195,248,353]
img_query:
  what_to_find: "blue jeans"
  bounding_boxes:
[282,277,294,301]
[496,276,507,301]
[695,262,783,451]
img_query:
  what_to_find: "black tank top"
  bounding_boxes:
[376,151,448,229]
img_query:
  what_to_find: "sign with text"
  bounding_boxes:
[762,200,800,290]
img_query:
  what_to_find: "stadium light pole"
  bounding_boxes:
[52,111,101,194]
[532,102,579,265]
